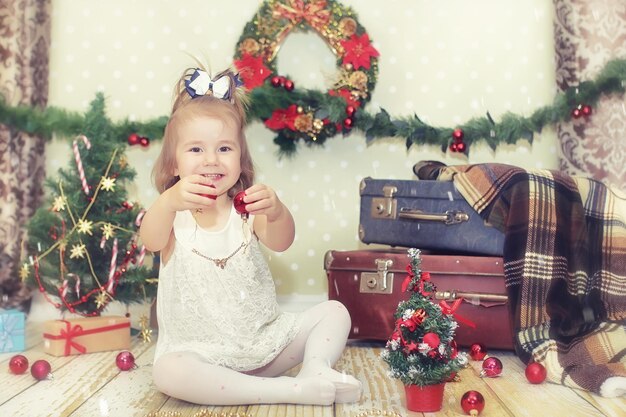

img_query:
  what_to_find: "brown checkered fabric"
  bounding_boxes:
[432,162,626,396]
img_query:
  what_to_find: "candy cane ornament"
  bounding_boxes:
[106,238,118,293]
[73,135,92,195]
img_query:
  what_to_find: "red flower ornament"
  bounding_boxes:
[233,53,271,90]
[264,104,299,131]
[339,33,379,70]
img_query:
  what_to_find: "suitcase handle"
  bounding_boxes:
[435,290,507,303]
[398,208,469,225]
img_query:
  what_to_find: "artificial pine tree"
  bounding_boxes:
[381,248,468,387]
[22,93,156,316]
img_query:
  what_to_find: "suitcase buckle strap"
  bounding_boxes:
[359,258,394,294]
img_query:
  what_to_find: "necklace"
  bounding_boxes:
[191,240,248,269]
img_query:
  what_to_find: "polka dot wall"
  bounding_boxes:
[46,0,558,303]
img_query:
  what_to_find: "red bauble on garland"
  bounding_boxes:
[127,133,140,146]
[116,351,136,371]
[461,390,485,416]
[9,355,29,375]
[468,343,487,361]
[30,359,52,381]
[525,362,547,384]
[480,357,503,378]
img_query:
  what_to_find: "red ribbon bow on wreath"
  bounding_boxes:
[273,0,331,31]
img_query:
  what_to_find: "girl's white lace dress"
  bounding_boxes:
[153,208,299,371]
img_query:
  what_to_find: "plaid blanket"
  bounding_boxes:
[423,162,626,397]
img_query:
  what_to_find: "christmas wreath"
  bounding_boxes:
[234,0,379,155]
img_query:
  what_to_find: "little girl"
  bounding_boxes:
[140,66,361,405]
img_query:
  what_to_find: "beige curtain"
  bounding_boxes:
[0,0,51,310]
[553,0,626,190]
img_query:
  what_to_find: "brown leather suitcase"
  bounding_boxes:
[324,249,514,350]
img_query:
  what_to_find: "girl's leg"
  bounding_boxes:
[152,351,335,406]
[247,300,361,403]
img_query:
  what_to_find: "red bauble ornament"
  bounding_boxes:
[469,343,487,361]
[582,104,592,116]
[571,107,582,118]
[343,117,353,129]
[423,332,441,349]
[139,136,150,147]
[116,351,136,371]
[525,362,547,384]
[127,133,140,146]
[346,105,356,117]
[452,128,464,142]
[270,75,282,87]
[9,355,29,374]
[283,79,294,91]
[461,390,485,416]
[480,357,503,378]
[30,359,52,381]
[233,191,248,215]
[456,142,467,153]
[449,142,459,152]
[450,340,459,359]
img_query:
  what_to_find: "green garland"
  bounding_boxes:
[1,58,625,157]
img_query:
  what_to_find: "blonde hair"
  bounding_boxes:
[152,67,254,198]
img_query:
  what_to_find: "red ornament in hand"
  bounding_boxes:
[480,357,503,378]
[233,191,248,215]
[525,362,547,384]
[469,343,487,361]
[461,390,485,416]
[9,355,29,374]
[199,183,217,200]
[116,351,136,371]
[30,359,52,381]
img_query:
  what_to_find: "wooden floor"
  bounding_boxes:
[1,323,625,417]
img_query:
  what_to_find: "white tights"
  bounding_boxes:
[152,300,361,405]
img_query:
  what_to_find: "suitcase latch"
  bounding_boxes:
[360,258,394,294]
[371,185,398,219]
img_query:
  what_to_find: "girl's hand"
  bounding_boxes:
[163,174,217,212]
[241,184,285,221]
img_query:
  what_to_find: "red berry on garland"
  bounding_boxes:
[30,359,52,381]
[283,79,294,91]
[116,351,136,371]
[525,362,547,384]
[9,355,29,375]
[127,133,140,146]
[456,141,467,153]
[346,105,356,117]
[480,356,503,378]
[582,104,592,116]
[139,136,150,147]
[449,142,459,152]
[343,117,353,129]
[469,343,487,361]
[571,106,582,119]
[233,191,248,215]
[270,75,282,87]
[461,390,485,416]
[452,128,464,142]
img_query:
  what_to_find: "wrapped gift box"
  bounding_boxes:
[0,309,26,353]
[42,315,130,356]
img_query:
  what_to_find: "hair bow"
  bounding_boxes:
[185,69,239,100]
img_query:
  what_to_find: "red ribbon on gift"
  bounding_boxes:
[43,319,130,356]
[439,299,476,329]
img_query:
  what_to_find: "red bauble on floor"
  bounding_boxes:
[9,355,29,375]
[525,362,547,384]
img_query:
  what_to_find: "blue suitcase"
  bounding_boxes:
[358,177,504,256]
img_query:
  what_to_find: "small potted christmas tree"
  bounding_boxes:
[381,248,468,412]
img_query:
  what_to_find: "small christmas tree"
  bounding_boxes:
[21,93,156,317]
[381,248,468,387]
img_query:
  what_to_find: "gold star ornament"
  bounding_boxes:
[52,196,67,212]
[94,290,110,308]
[19,263,30,282]
[77,219,94,235]
[100,176,116,192]
[101,223,115,240]
[69,243,87,259]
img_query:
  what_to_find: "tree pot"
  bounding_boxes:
[404,382,446,412]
